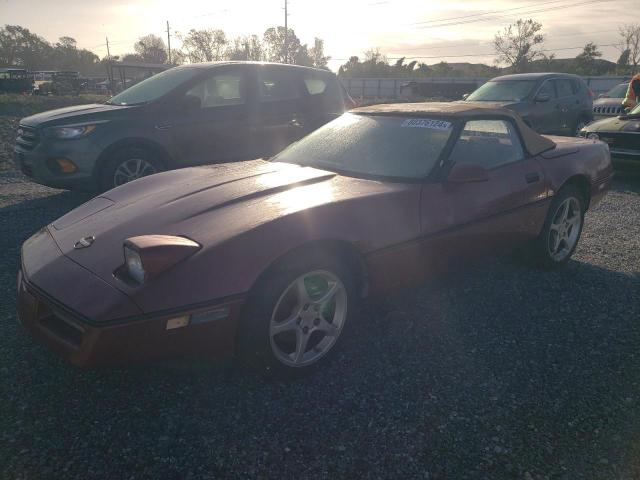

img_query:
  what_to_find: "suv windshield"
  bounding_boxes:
[604,83,629,98]
[107,66,200,106]
[273,113,454,179]
[467,80,536,102]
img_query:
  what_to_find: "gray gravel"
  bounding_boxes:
[1,168,639,480]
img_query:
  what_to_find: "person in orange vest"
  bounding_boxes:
[622,73,640,109]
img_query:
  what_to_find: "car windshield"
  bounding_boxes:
[466,80,536,102]
[604,83,628,98]
[107,66,200,106]
[273,113,455,179]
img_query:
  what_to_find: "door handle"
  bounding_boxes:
[155,122,173,130]
[525,172,540,184]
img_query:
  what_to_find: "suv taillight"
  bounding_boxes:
[587,88,595,99]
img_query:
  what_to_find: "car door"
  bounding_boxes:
[167,66,255,165]
[255,66,306,157]
[529,79,561,134]
[419,118,548,268]
[553,78,579,134]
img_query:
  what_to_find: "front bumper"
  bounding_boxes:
[18,229,245,368]
[14,134,102,190]
[18,272,244,368]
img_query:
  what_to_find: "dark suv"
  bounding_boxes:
[464,73,593,136]
[14,62,354,190]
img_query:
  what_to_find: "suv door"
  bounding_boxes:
[420,119,548,264]
[552,78,578,135]
[255,66,305,157]
[529,79,561,134]
[168,66,254,165]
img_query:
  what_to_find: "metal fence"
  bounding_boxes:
[341,76,630,100]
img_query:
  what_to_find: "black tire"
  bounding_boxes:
[530,184,585,269]
[573,117,589,137]
[237,250,358,377]
[99,146,164,191]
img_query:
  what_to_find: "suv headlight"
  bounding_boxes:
[44,124,97,140]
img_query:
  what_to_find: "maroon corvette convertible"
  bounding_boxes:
[18,103,612,374]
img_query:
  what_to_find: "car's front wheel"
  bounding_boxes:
[100,146,163,191]
[238,252,356,376]
[532,185,585,269]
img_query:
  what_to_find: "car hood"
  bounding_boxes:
[593,97,623,108]
[20,103,134,127]
[585,115,631,132]
[463,100,524,110]
[47,160,401,286]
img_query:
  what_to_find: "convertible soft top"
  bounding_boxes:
[353,102,557,157]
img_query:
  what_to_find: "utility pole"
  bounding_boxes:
[105,36,113,95]
[284,0,288,63]
[166,21,172,64]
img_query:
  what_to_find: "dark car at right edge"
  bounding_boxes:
[580,102,640,165]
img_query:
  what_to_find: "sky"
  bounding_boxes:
[1,0,637,71]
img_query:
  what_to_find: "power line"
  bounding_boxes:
[411,0,584,26]
[386,30,621,54]
[331,42,619,62]
[412,0,617,30]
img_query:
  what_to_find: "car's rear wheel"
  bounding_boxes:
[238,252,356,376]
[573,118,588,136]
[532,185,584,269]
[100,146,163,191]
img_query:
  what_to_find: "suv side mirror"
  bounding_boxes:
[180,94,201,113]
[447,163,489,183]
[535,92,551,103]
[462,93,470,100]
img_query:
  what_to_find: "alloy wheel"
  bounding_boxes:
[548,197,582,262]
[113,158,157,186]
[269,270,347,367]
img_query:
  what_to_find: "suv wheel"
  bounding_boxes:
[573,118,588,136]
[100,146,163,191]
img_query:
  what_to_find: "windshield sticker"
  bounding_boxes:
[401,119,452,130]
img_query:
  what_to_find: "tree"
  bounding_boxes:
[616,23,640,73]
[574,42,602,75]
[263,27,301,64]
[228,35,263,61]
[134,34,167,64]
[493,19,544,73]
[309,37,329,68]
[0,25,52,70]
[179,29,228,63]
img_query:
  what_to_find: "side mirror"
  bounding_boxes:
[535,92,550,103]
[180,94,201,113]
[462,93,470,100]
[447,163,489,183]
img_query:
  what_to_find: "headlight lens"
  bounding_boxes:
[124,245,145,283]
[587,132,599,140]
[45,124,96,140]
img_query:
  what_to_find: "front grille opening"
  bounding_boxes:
[39,314,83,348]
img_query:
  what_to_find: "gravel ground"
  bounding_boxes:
[1,164,639,479]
